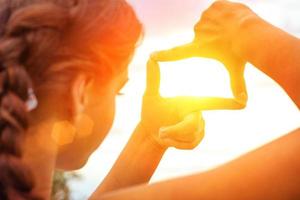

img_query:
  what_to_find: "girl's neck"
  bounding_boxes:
[22,119,58,199]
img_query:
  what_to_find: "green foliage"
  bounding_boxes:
[51,170,81,200]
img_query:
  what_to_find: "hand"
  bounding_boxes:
[152,0,256,102]
[141,59,205,150]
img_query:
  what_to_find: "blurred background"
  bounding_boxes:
[64,0,300,199]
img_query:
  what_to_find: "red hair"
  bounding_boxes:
[0,0,142,199]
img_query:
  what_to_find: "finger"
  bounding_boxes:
[194,24,221,45]
[151,43,199,62]
[229,72,248,106]
[194,15,220,36]
[159,138,197,150]
[225,59,248,105]
[211,0,229,9]
[170,96,246,117]
[159,112,204,142]
[144,58,160,96]
[160,128,205,150]
[195,0,227,30]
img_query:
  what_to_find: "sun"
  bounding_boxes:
[135,31,235,99]
[159,57,233,99]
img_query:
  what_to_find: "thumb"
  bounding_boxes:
[159,112,203,142]
[151,42,198,62]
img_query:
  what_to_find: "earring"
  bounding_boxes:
[51,120,76,146]
[74,113,94,139]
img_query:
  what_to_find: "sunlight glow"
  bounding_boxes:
[71,1,300,198]
[159,58,231,98]
[52,121,76,146]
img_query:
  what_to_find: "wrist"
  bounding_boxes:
[138,122,168,152]
[231,12,263,58]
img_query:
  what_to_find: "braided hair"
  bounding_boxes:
[0,0,142,199]
[0,1,72,199]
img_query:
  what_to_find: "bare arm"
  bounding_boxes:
[99,128,300,200]
[89,123,167,198]
[152,1,300,108]
[96,2,300,199]
[90,60,206,198]
[233,15,300,108]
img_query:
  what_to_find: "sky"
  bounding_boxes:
[70,1,300,199]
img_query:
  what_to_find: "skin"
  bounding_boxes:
[21,1,299,198]
[98,128,300,200]
[22,60,207,198]
[98,1,300,199]
[151,0,299,108]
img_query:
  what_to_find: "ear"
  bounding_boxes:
[70,75,93,116]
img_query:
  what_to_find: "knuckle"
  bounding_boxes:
[237,102,247,109]
[196,118,205,130]
[199,129,205,141]
[235,2,250,10]
[185,121,198,136]
[172,131,182,139]
[191,136,204,148]
[201,117,205,128]
[235,94,248,109]
[183,135,204,150]
[163,129,177,139]
[200,10,210,20]
[183,144,196,150]
[211,0,226,9]
[195,126,205,141]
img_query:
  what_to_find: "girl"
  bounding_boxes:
[0,0,206,199]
